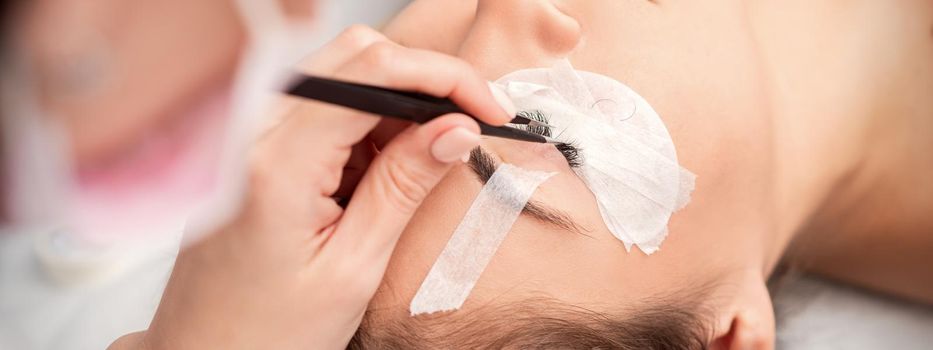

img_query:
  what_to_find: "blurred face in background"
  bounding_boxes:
[10,0,316,173]
[0,0,318,233]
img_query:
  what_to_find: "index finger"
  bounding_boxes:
[330,42,515,128]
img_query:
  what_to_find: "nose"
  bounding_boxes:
[458,0,582,78]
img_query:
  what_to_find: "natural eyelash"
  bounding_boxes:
[516,110,583,168]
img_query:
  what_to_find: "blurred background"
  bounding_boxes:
[0,1,930,349]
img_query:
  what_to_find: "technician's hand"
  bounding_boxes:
[109,26,513,350]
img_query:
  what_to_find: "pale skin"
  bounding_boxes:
[368,0,933,348]
[103,27,516,349]
[15,1,512,349]
[12,0,932,349]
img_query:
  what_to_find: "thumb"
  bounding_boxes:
[326,113,480,260]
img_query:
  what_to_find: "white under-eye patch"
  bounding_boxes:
[496,60,695,255]
[409,164,554,316]
[409,61,693,316]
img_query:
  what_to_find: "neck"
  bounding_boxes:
[749,0,933,272]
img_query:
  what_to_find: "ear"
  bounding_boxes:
[710,272,776,350]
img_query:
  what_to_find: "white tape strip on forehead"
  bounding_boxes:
[410,164,554,316]
[496,60,695,255]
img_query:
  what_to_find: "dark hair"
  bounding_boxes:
[348,295,713,350]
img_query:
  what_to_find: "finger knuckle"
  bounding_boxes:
[379,154,433,211]
[307,202,342,238]
[316,201,343,225]
[314,163,342,196]
[337,24,382,51]
[360,42,397,70]
[450,58,472,76]
[430,57,472,94]
[452,61,477,86]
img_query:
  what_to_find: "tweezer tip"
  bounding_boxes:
[530,121,557,129]
[544,136,564,144]
[511,116,557,129]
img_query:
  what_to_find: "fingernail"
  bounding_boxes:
[431,127,480,163]
[487,82,517,121]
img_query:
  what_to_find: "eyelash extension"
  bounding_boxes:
[516,110,583,168]
[516,110,552,137]
[555,142,583,168]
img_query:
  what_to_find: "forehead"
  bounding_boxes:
[370,142,691,317]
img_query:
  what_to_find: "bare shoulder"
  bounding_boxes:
[787,145,933,305]
[770,0,933,305]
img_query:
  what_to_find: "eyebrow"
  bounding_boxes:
[467,147,588,235]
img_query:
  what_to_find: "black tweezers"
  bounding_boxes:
[285,74,559,144]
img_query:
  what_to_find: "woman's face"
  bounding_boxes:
[371,0,777,341]
[375,137,724,311]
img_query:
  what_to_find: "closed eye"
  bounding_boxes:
[516,110,583,168]
[466,147,587,234]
